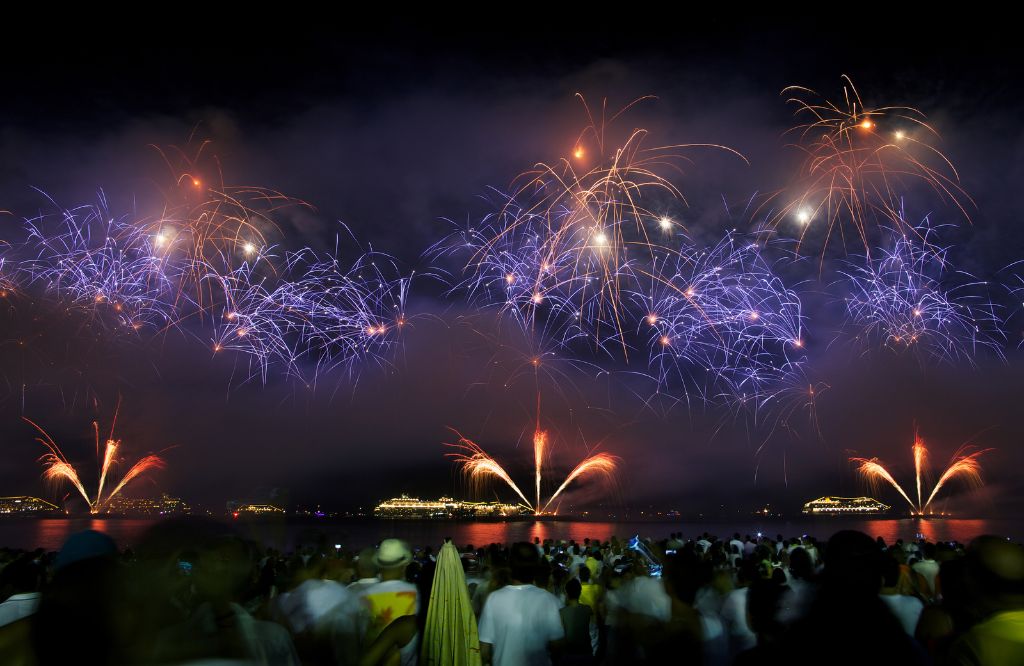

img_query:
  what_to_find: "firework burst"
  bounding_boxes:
[840,223,1005,363]
[760,75,972,255]
[851,430,990,514]
[445,426,619,515]
[25,411,166,514]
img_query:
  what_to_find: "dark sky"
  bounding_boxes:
[0,14,1022,515]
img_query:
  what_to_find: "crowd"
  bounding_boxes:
[1,518,1022,665]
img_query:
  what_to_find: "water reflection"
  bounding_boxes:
[0,516,1010,552]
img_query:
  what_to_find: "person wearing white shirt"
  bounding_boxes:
[0,557,42,627]
[479,542,564,666]
[880,556,923,636]
[911,543,940,598]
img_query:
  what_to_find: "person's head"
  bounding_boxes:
[509,542,540,584]
[0,555,41,598]
[578,565,591,583]
[662,551,701,604]
[789,546,813,580]
[31,530,121,665]
[194,535,253,603]
[922,542,937,560]
[374,539,412,581]
[356,547,379,579]
[880,555,901,590]
[746,578,785,641]
[822,530,885,596]
[565,578,582,602]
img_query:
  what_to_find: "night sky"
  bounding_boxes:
[1,15,1021,515]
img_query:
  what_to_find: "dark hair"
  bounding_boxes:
[565,578,582,600]
[881,555,901,588]
[747,578,785,637]
[509,542,540,583]
[579,565,591,583]
[790,547,813,580]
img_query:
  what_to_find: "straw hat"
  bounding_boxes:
[374,538,412,569]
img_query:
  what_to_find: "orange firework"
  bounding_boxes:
[475,95,746,353]
[446,425,619,515]
[25,412,166,514]
[851,430,990,514]
[534,428,547,512]
[147,140,313,314]
[445,431,533,511]
[540,452,618,514]
[762,75,972,255]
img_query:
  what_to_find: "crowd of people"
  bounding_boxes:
[1,518,1022,665]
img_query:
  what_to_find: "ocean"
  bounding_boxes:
[0,515,1019,552]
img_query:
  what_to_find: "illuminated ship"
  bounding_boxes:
[374,494,532,519]
[802,496,890,515]
[0,496,60,514]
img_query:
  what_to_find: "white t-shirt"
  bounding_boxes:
[880,593,924,636]
[478,584,564,666]
[617,576,671,622]
[276,579,352,634]
[720,587,757,655]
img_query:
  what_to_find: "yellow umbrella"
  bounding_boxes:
[420,541,482,666]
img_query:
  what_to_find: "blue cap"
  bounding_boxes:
[55,530,117,571]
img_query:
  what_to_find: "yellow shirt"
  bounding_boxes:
[949,610,1024,666]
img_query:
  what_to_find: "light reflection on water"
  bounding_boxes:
[0,516,1017,552]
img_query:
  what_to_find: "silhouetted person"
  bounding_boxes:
[946,535,1024,665]
[781,530,926,665]
[153,534,299,665]
[30,530,122,666]
[734,577,786,665]
[558,578,594,664]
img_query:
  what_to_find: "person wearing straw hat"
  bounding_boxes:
[361,539,418,644]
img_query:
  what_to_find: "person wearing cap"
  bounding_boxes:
[360,539,419,644]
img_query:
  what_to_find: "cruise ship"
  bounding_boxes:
[802,496,890,515]
[374,495,532,519]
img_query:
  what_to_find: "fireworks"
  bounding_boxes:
[840,223,1005,363]
[638,232,806,399]
[446,426,619,515]
[434,96,746,355]
[2,183,414,386]
[25,412,165,514]
[761,75,972,254]
[22,194,176,332]
[851,431,990,514]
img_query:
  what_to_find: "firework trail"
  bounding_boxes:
[852,432,990,513]
[533,428,547,512]
[445,431,533,511]
[923,447,988,508]
[760,75,972,255]
[432,96,746,354]
[852,457,917,511]
[24,414,165,513]
[22,193,176,332]
[1,178,415,387]
[638,232,807,399]
[840,223,1005,363]
[446,425,618,514]
[541,452,619,513]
